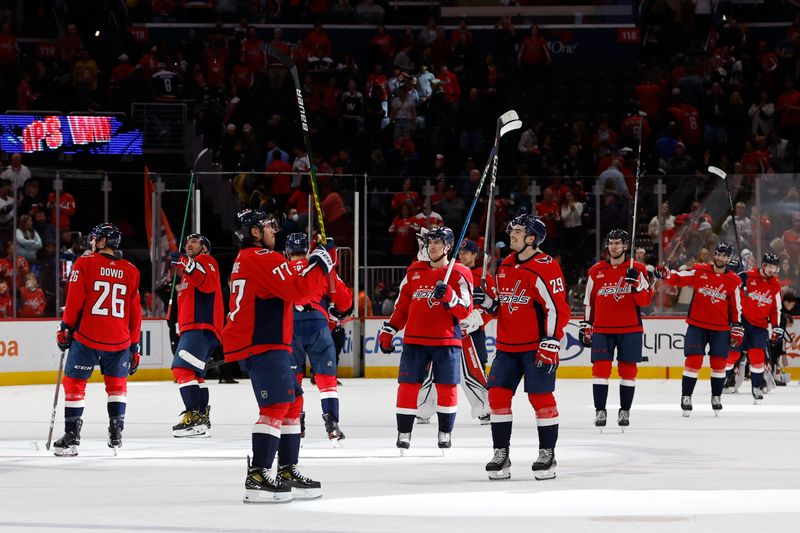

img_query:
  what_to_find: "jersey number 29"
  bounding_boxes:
[91,281,127,318]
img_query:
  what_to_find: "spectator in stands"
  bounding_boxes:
[415,204,443,229]
[649,201,675,240]
[782,214,800,263]
[357,0,385,25]
[598,159,630,198]
[415,63,435,103]
[32,211,55,246]
[391,178,421,215]
[46,187,76,232]
[725,90,750,155]
[390,86,416,139]
[15,214,41,261]
[777,78,800,144]
[389,203,419,265]
[0,179,14,245]
[458,88,486,157]
[0,279,10,317]
[517,24,550,76]
[418,17,438,49]
[768,129,794,173]
[749,90,775,137]
[1,154,30,192]
[560,189,585,282]
[331,0,356,24]
[721,201,752,249]
[435,184,466,230]
[436,65,460,113]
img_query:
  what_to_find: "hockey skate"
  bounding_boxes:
[478,413,491,425]
[723,375,736,394]
[617,409,630,430]
[278,464,322,499]
[415,416,431,424]
[681,395,693,417]
[396,432,411,455]
[486,447,511,480]
[531,448,557,480]
[244,457,292,504]
[108,416,123,455]
[53,419,82,457]
[437,431,451,452]
[172,410,209,438]
[711,395,722,416]
[594,409,607,431]
[752,386,763,404]
[322,414,345,447]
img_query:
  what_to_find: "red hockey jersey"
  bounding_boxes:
[493,251,570,352]
[663,264,741,331]
[62,252,142,351]
[584,261,652,333]
[223,247,325,362]
[388,260,473,347]
[176,253,224,341]
[739,268,782,329]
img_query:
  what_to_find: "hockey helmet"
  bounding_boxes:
[235,209,277,242]
[425,226,455,248]
[714,242,735,257]
[606,228,630,245]
[185,233,211,252]
[506,214,546,247]
[762,252,780,266]
[90,223,122,250]
[285,232,310,256]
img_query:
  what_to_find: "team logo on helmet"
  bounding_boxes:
[762,253,780,266]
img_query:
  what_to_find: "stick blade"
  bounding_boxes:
[499,117,523,137]
[708,166,726,179]
[498,110,520,125]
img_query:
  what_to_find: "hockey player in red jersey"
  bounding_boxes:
[53,223,142,456]
[581,229,652,430]
[223,209,334,503]
[285,232,352,445]
[657,242,742,416]
[169,233,224,437]
[416,237,492,425]
[378,226,473,451]
[473,214,570,481]
[724,253,782,402]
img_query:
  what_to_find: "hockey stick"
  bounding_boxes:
[45,348,67,450]
[708,166,744,264]
[166,148,208,319]
[443,110,522,285]
[480,135,501,286]
[629,111,646,269]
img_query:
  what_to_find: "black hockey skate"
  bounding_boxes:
[531,448,557,480]
[244,457,293,504]
[486,447,511,480]
[278,464,323,499]
[53,419,83,457]
[322,413,345,446]
[752,386,763,404]
[711,395,723,416]
[396,432,411,454]
[681,395,693,417]
[108,416,123,454]
[437,431,451,449]
[173,410,209,438]
[594,409,607,428]
[723,375,736,394]
[617,409,630,429]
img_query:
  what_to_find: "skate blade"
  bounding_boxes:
[487,470,511,481]
[111,445,118,457]
[682,411,691,418]
[533,467,557,481]
[713,411,721,417]
[243,490,294,504]
[291,487,323,500]
[53,446,78,457]
[329,438,344,448]
[479,419,491,426]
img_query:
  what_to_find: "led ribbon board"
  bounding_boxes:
[0,114,143,155]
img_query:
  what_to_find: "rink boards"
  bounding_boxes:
[363,318,800,380]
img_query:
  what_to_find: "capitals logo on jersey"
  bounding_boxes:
[747,290,774,307]
[596,277,632,302]
[697,284,728,304]
[497,280,532,313]
[411,285,441,308]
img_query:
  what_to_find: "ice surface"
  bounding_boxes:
[1,379,799,533]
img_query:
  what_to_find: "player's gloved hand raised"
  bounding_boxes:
[432,280,458,308]
[624,267,639,287]
[473,286,497,312]
[654,265,671,280]
[536,336,560,374]
[308,243,335,274]
[730,323,745,348]
[170,252,195,272]
[128,343,141,375]
[578,321,592,348]
[770,327,786,347]
[378,322,398,354]
[56,322,73,351]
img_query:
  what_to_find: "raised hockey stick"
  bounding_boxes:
[480,133,501,286]
[45,348,67,450]
[708,166,744,264]
[443,110,522,285]
[629,111,646,269]
[266,45,335,292]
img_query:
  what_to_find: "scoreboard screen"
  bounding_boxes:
[0,114,143,155]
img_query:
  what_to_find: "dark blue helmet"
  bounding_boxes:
[506,214,546,247]
[285,232,309,255]
[426,226,455,247]
[714,242,734,257]
[235,209,277,242]
[762,253,780,266]
[185,233,210,252]
[606,228,630,245]
[90,223,122,250]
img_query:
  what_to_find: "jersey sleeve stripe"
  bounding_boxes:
[534,275,558,337]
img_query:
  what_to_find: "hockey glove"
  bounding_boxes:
[730,323,745,349]
[459,309,484,335]
[170,252,196,273]
[578,321,593,348]
[654,265,671,280]
[473,286,498,313]
[308,246,335,275]
[56,322,73,351]
[328,304,352,320]
[129,343,141,375]
[378,322,398,354]
[624,267,640,288]
[536,337,560,374]
[432,280,458,308]
[770,327,786,347]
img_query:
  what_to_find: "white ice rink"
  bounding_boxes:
[1,378,799,533]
